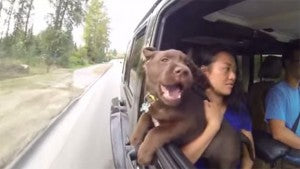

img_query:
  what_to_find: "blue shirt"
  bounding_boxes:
[265,81,300,136]
[195,105,252,169]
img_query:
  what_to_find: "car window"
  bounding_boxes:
[253,54,282,83]
[253,54,264,83]
[123,40,133,76]
[125,29,146,95]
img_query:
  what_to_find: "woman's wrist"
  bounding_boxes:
[207,121,221,131]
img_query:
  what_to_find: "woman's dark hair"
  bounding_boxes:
[191,44,247,113]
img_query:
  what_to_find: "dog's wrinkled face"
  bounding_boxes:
[143,47,194,106]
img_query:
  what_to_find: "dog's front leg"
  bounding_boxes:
[130,113,154,146]
[137,123,184,165]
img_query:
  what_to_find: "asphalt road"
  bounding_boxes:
[10,60,123,169]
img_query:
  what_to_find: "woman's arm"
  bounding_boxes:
[181,100,224,163]
[240,129,255,169]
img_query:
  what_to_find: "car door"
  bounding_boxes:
[110,24,147,169]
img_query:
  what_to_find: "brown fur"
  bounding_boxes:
[130,47,245,168]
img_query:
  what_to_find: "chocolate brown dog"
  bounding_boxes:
[130,47,253,168]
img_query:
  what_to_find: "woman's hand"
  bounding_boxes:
[181,100,224,163]
[203,100,224,130]
[241,130,255,169]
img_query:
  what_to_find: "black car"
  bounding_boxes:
[110,0,300,168]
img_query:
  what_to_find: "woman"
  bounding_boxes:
[182,45,255,169]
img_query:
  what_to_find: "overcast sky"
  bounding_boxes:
[104,0,156,52]
[0,0,156,53]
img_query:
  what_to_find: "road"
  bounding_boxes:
[72,64,111,89]
[9,60,123,169]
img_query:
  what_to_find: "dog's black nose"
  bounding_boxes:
[174,67,189,76]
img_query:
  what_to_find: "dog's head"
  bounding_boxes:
[143,47,200,107]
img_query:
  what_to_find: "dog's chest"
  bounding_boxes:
[149,104,203,130]
[149,105,182,122]
[151,117,160,127]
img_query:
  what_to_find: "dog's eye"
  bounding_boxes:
[161,58,169,62]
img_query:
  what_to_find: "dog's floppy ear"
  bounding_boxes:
[143,47,156,61]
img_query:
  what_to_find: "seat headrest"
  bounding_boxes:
[258,56,282,79]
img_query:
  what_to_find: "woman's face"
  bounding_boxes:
[202,51,237,96]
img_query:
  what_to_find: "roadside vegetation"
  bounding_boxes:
[0,0,119,168]
[0,0,120,80]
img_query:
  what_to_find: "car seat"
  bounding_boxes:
[248,55,283,131]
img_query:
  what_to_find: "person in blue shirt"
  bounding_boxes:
[265,40,300,150]
[181,45,255,169]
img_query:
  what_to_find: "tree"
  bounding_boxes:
[38,27,74,71]
[0,0,3,19]
[14,0,27,34]
[49,0,87,31]
[84,0,109,63]
[24,0,34,37]
[4,0,16,37]
[39,0,87,69]
[6,0,35,60]
[13,0,34,36]
[0,0,87,69]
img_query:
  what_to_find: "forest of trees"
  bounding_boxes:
[0,0,112,72]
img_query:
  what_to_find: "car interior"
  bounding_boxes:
[152,0,298,129]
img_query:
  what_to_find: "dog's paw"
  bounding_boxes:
[137,144,154,165]
[137,154,153,166]
[130,136,141,146]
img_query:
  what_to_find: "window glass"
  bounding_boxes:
[125,30,145,94]
[253,54,263,83]
[253,54,282,83]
